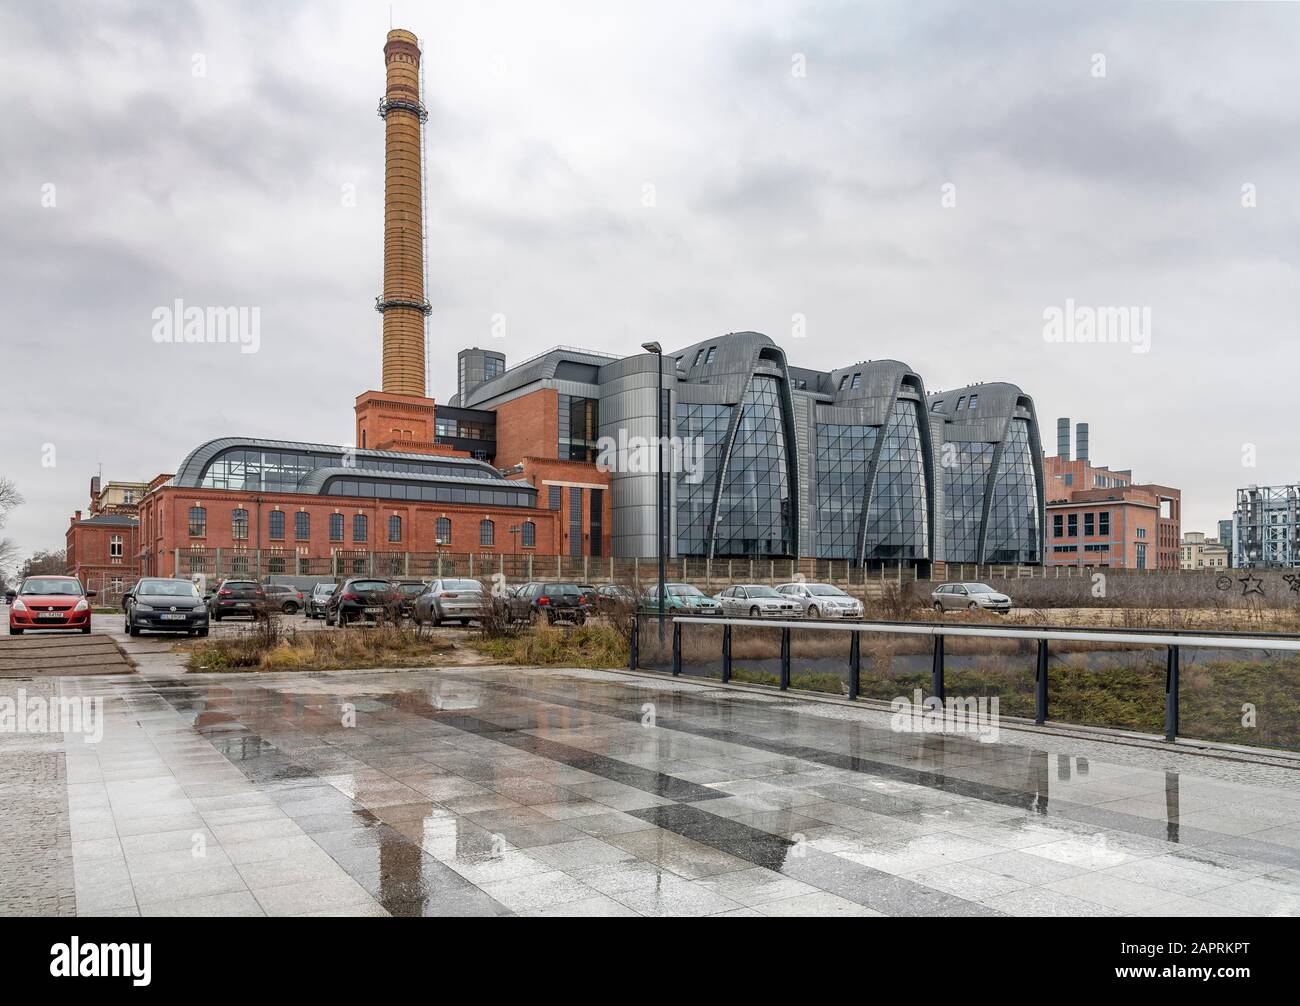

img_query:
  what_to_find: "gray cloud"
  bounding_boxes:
[2,0,1299,558]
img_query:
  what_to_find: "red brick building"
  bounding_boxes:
[65,476,141,596]
[1042,436,1181,571]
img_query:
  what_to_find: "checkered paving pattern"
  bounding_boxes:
[5,666,1300,917]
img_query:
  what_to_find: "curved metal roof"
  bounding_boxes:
[172,437,502,488]
[302,468,535,494]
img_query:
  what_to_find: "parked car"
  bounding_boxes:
[775,582,864,619]
[124,577,209,636]
[577,584,598,608]
[325,578,399,626]
[206,579,267,621]
[716,584,800,618]
[390,579,429,619]
[7,575,95,635]
[263,583,305,614]
[306,582,336,619]
[931,582,1013,614]
[413,578,485,626]
[641,583,722,615]
[507,582,588,625]
[595,584,637,614]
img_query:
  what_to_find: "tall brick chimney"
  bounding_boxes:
[354,27,461,458]
[377,28,430,397]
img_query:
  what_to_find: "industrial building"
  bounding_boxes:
[1233,485,1300,569]
[67,25,1051,584]
[1042,421,1181,570]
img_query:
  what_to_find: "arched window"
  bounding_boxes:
[435,517,451,546]
[479,519,495,546]
[352,514,368,542]
[521,521,536,548]
[268,510,285,540]
[294,512,310,540]
[188,507,206,537]
[232,508,249,540]
[329,513,343,541]
[388,515,402,542]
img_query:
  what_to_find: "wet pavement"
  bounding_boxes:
[4,658,1300,917]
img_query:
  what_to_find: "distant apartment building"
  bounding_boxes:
[1042,420,1181,570]
[1233,484,1300,569]
[1180,531,1229,571]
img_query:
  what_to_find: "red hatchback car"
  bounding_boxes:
[8,575,95,634]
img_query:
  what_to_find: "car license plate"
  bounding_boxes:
[235,602,250,608]
[364,606,382,614]
[161,613,186,621]
[37,612,62,619]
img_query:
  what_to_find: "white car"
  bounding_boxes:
[931,582,1012,613]
[715,584,801,618]
[775,582,864,619]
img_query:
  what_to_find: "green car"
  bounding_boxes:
[641,583,722,615]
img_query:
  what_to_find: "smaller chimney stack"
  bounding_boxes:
[1056,417,1071,460]
[1076,422,1090,463]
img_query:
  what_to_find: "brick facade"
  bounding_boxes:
[134,485,562,578]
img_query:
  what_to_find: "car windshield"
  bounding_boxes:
[350,581,392,592]
[314,585,335,595]
[224,582,258,590]
[667,585,704,597]
[443,580,482,592]
[397,583,425,595]
[21,578,83,595]
[966,584,995,594]
[745,586,781,598]
[139,580,199,597]
[808,584,847,597]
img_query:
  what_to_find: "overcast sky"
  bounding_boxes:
[3,0,1299,558]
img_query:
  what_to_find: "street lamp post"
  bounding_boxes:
[641,341,666,644]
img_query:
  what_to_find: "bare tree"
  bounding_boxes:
[17,549,67,579]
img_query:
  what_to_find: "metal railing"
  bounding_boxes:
[629,614,1300,748]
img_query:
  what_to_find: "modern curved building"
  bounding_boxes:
[928,383,1044,565]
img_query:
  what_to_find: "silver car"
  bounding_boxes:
[775,582,864,619]
[413,578,485,626]
[716,584,801,618]
[931,582,1012,614]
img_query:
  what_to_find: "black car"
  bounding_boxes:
[125,577,209,636]
[306,582,336,619]
[324,578,398,627]
[390,579,428,619]
[206,579,267,621]
[263,583,305,614]
[507,581,589,625]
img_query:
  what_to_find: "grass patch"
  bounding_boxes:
[186,622,453,672]
[469,623,628,669]
[731,665,848,696]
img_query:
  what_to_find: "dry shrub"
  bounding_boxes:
[472,623,627,669]
[189,619,450,672]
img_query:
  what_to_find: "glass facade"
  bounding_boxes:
[984,418,1041,563]
[815,424,877,560]
[714,375,792,557]
[590,488,603,557]
[675,403,731,556]
[558,395,599,462]
[863,400,929,562]
[942,442,996,563]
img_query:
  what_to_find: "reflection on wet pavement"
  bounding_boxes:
[6,665,1300,916]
